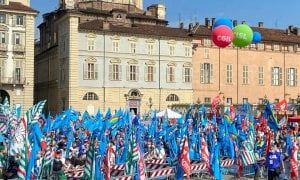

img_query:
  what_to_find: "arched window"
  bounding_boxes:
[83,92,99,100]
[166,94,179,101]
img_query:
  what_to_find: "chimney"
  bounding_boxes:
[288,25,293,31]
[211,18,216,26]
[241,21,246,24]
[296,28,300,36]
[103,21,110,30]
[179,22,184,29]
[233,20,238,27]
[205,17,211,27]
[286,28,290,35]
[188,23,193,32]
[258,22,264,28]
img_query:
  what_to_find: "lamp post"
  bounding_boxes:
[148,97,153,109]
[296,94,300,115]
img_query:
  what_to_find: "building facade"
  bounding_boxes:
[35,0,193,114]
[0,0,37,111]
[192,20,300,106]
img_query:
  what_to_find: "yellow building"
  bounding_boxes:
[0,0,37,111]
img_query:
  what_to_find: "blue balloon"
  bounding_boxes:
[213,17,234,29]
[252,31,262,44]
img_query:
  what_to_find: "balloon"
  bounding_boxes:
[232,24,253,47]
[213,17,234,29]
[211,25,234,48]
[252,31,262,44]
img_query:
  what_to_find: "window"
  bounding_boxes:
[166,94,179,101]
[287,68,297,86]
[130,42,136,53]
[200,63,213,84]
[226,64,232,84]
[258,66,264,85]
[258,98,264,104]
[274,99,279,103]
[183,67,192,83]
[271,67,282,86]
[127,65,138,81]
[185,46,191,57]
[204,97,211,104]
[167,66,175,82]
[0,14,6,24]
[15,68,21,82]
[257,43,264,50]
[242,98,248,104]
[242,65,249,84]
[109,64,122,81]
[169,45,175,56]
[204,48,209,59]
[203,38,211,46]
[145,65,155,82]
[147,44,154,55]
[112,41,119,52]
[88,39,95,51]
[15,33,21,45]
[116,14,122,20]
[226,98,232,105]
[83,92,99,100]
[83,62,98,80]
[16,16,24,26]
[0,0,5,5]
[0,32,5,44]
[273,44,280,51]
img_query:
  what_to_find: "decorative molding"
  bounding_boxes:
[84,57,97,62]
[183,41,192,46]
[146,38,155,43]
[183,62,192,67]
[86,33,96,39]
[127,59,138,64]
[111,35,120,40]
[128,36,137,42]
[167,39,176,45]
[145,60,156,65]
[167,62,177,66]
[110,58,121,63]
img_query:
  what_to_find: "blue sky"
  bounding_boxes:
[31,0,300,31]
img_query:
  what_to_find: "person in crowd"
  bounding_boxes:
[266,143,284,180]
[155,141,166,159]
[2,157,18,179]
[144,140,155,160]
[63,158,74,178]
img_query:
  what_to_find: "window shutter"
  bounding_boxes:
[12,15,16,26]
[271,67,274,85]
[210,64,214,83]
[144,66,148,81]
[5,14,8,25]
[109,64,112,80]
[182,67,185,82]
[13,33,15,45]
[167,67,170,82]
[23,16,26,26]
[95,64,98,79]
[83,62,88,79]
[200,64,204,83]
[5,32,8,44]
[136,66,139,81]
[287,68,290,86]
[119,65,122,80]
[279,67,282,86]
[295,68,298,86]
[153,66,156,82]
[190,68,193,83]
[126,65,129,81]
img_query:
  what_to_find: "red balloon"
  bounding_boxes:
[211,25,234,48]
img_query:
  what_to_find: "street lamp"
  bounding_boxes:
[148,97,153,109]
[296,94,300,115]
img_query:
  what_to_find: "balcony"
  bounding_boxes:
[13,44,25,52]
[0,77,26,85]
[14,77,26,85]
[0,43,7,51]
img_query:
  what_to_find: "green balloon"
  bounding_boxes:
[233,24,253,47]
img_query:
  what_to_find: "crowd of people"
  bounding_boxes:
[0,98,299,180]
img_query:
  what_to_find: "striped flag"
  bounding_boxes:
[125,134,139,175]
[83,139,95,179]
[25,100,47,126]
[0,96,10,115]
[201,137,212,176]
[137,143,147,180]
[240,132,256,166]
[180,136,190,179]
[17,144,27,179]
[290,139,298,180]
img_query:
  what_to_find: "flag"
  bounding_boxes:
[125,135,139,175]
[263,101,279,132]
[276,99,288,112]
[103,144,114,180]
[211,95,221,113]
[180,136,190,179]
[17,144,27,179]
[201,137,212,176]
[137,143,147,180]
[290,139,298,180]
[240,132,256,166]
[83,139,95,179]
[233,141,242,179]
[25,100,47,126]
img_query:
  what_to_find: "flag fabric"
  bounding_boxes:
[103,144,113,180]
[201,137,212,176]
[263,101,279,132]
[240,132,256,166]
[211,95,222,113]
[25,100,47,126]
[17,144,27,179]
[233,141,242,179]
[137,143,147,180]
[276,99,288,112]
[180,136,190,179]
[290,139,299,180]
[125,135,139,175]
[83,139,95,179]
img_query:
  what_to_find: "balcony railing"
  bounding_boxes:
[13,44,25,52]
[0,43,7,51]
[0,77,26,85]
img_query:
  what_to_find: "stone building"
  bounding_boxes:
[35,0,193,114]
[0,0,37,111]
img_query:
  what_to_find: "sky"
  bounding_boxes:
[31,0,300,35]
